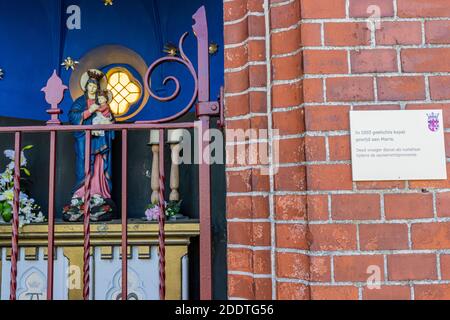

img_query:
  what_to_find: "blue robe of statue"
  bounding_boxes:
[69,96,115,195]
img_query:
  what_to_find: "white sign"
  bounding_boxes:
[350,110,447,181]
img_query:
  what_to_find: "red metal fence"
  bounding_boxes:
[1,6,221,300]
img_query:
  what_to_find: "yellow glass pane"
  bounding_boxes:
[115,83,124,92]
[127,93,139,103]
[120,89,130,97]
[126,83,140,93]
[109,73,119,86]
[119,73,130,86]
[119,100,129,114]
[110,101,119,114]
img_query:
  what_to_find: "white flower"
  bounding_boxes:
[4,150,14,161]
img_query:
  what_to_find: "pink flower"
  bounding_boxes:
[145,206,161,221]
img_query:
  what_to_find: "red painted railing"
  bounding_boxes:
[1,6,222,300]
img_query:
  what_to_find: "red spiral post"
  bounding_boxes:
[9,132,21,300]
[83,131,92,300]
[158,129,166,300]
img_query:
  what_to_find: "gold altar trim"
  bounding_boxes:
[0,220,200,247]
[0,221,199,300]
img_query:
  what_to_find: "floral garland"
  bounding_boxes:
[0,146,45,227]
[145,200,182,221]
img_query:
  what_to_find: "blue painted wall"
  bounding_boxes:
[0,0,223,121]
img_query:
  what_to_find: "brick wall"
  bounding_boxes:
[224,0,450,300]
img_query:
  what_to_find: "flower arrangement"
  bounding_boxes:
[0,146,45,227]
[144,200,183,221]
[63,194,114,222]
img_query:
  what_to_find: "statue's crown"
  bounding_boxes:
[87,70,104,81]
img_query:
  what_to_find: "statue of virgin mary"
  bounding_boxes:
[63,69,116,222]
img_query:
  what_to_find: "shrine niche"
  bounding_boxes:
[0,0,225,300]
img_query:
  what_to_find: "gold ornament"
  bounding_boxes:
[0,68,3,80]
[61,57,79,71]
[104,0,113,6]
[209,43,219,55]
[163,43,178,57]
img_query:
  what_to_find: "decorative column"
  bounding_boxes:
[167,130,183,202]
[149,130,160,204]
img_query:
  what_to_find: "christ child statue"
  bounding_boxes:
[92,90,114,136]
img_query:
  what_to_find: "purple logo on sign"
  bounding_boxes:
[427,112,440,132]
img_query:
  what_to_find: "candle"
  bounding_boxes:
[167,129,184,144]
[148,130,160,145]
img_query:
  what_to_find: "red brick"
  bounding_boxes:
[274,165,306,191]
[272,108,305,136]
[225,93,249,117]
[412,222,450,249]
[430,76,450,100]
[305,136,326,161]
[277,138,305,164]
[224,19,248,45]
[349,0,394,18]
[309,224,357,251]
[329,135,351,161]
[248,0,264,12]
[272,81,303,108]
[426,21,450,44]
[384,193,434,220]
[275,195,306,220]
[254,278,272,300]
[446,133,450,158]
[402,49,450,73]
[224,0,247,22]
[440,254,450,280]
[228,222,271,246]
[248,15,265,37]
[307,195,329,221]
[378,76,426,101]
[249,64,267,87]
[304,50,348,74]
[276,252,309,280]
[301,0,346,19]
[398,0,450,18]
[225,45,248,69]
[301,23,322,46]
[327,77,374,102]
[248,40,266,62]
[332,194,381,220]
[350,49,398,73]
[359,224,409,250]
[277,282,309,300]
[271,27,301,56]
[415,284,450,300]
[276,224,308,249]
[334,255,385,282]
[354,104,401,111]
[271,0,301,29]
[272,51,302,81]
[225,68,249,93]
[376,21,422,45]
[324,23,371,46]
[305,105,350,131]
[310,256,331,282]
[363,286,411,300]
[303,78,324,103]
[311,286,358,300]
[250,91,267,113]
[307,164,353,191]
[254,250,271,274]
[388,254,437,281]
[228,274,254,299]
[227,196,251,218]
[228,248,253,273]
[437,192,450,217]
[356,180,405,190]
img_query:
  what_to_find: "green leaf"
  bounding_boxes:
[21,168,31,176]
[22,145,34,151]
